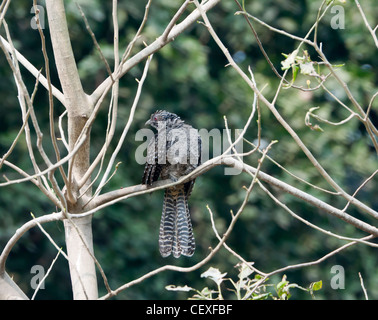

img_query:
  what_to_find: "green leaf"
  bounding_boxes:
[311,280,323,291]
[281,52,289,59]
[332,63,345,68]
[292,65,299,82]
[251,292,272,300]
[276,278,289,290]
[254,274,264,280]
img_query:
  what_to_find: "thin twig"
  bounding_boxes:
[75,0,153,190]
[30,213,93,300]
[0,212,64,275]
[305,107,356,127]
[242,138,340,195]
[354,0,378,48]
[0,107,31,169]
[358,272,369,300]
[207,141,277,277]
[33,0,70,194]
[245,235,374,299]
[161,0,191,42]
[76,0,122,196]
[258,180,378,248]
[207,204,264,277]
[0,20,64,208]
[365,91,378,122]
[90,0,221,104]
[119,0,152,67]
[58,110,69,151]
[194,0,378,219]
[31,248,62,300]
[342,169,378,213]
[85,54,154,205]
[76,2,114,81]
[0,36,65,105]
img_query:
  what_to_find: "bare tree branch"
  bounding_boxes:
[83,54,153,206]
[0,212,63,276]
[0,0,376,301]
[0,35,65,105]
[194,0,378,219]
[74,156,378,238]
[90,0,221,104]
[245,234,374,299]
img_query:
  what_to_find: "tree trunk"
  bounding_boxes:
[64,216,97,300]
[45,0,97,299]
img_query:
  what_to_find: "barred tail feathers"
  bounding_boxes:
[159,186,195,258]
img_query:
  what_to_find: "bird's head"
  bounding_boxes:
[145,110,184,129]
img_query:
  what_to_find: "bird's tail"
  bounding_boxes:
[159,186,195,258]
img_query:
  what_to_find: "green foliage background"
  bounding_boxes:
[0,0,377,299]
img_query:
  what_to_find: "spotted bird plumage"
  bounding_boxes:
[142,110,201,258]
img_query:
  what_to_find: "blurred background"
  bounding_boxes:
[0,0,377,299]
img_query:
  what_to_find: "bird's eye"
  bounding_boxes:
[154,116,158,121]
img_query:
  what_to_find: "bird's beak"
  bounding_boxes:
[145,119,151,126]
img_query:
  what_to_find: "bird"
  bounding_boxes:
[142,110,201,258]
